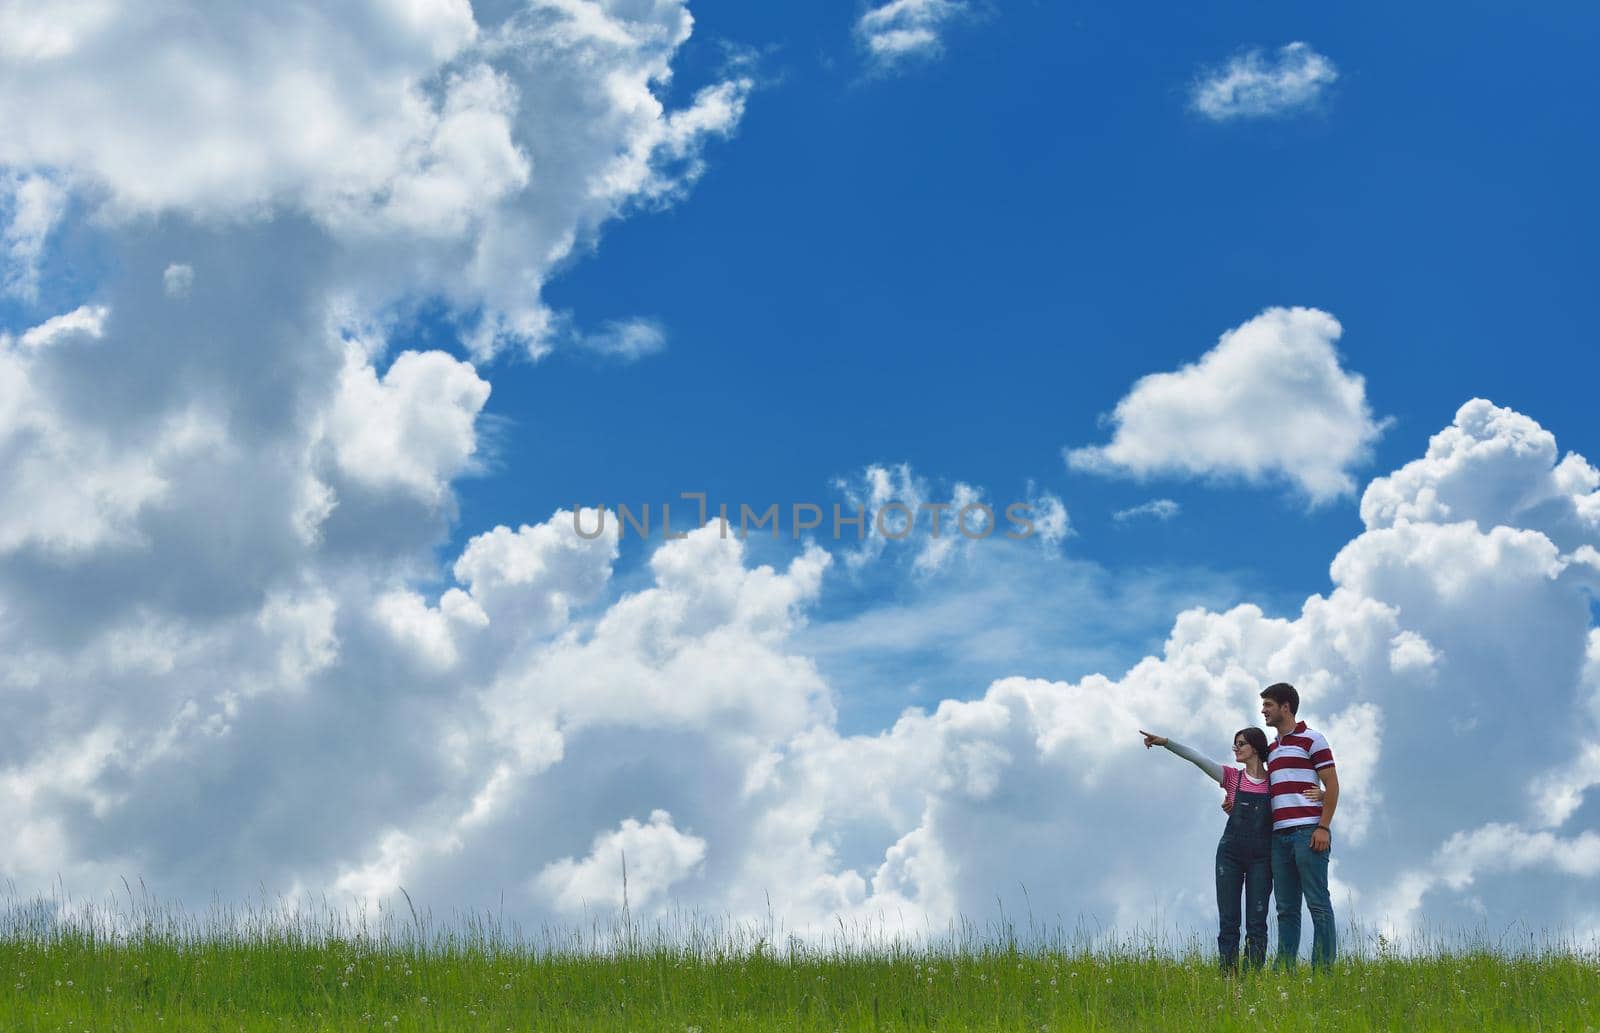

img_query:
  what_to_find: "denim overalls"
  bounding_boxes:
[1216,777,1273,971]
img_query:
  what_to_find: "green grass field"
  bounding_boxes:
[3,900,1597,1031]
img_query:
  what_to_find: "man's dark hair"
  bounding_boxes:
[1260,682,1299,714]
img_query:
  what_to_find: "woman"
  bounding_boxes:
[1138,726,1319,972]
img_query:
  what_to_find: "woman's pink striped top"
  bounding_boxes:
[1222,766,1270,809]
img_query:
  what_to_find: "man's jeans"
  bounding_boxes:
[1271,825,1336,969]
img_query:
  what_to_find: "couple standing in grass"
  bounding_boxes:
[1140,682,1338,973]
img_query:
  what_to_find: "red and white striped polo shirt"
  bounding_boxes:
[1267,720,1335,831]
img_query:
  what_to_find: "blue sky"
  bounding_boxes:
[454,2,1600,729]
[3,0,1600,945]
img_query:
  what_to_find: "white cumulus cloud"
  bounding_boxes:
[536,810,708,914]
[1113,498,1180,523]
[161,263,194,299]
[832,463,1067,575]
[0,0,752,359]
[1,170,68,300]
[324,345,492,503]
[1067,307,1387,504]
[1191,42,1339,121]
[856,0,970,73]
[4,382,1600,945]
[1361,397,1600,548]
[575,318,668,360]
[0,0,757,912]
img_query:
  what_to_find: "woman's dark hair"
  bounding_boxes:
[1259,681,1299,713]
[1234,727,1271,765]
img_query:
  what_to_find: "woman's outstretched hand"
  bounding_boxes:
[1139,730,1167,749]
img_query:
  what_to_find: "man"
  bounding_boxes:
[1260,681,1338,970]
